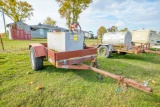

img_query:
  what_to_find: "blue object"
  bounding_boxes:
[63,60,67,65]
[143,79,151,86]
[116,86,121,93]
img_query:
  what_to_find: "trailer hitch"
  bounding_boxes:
[89,65,153,93]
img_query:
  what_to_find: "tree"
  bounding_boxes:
[97,26,107,38]
[107,26,118,32]
[43,17,56,26]
[120,28,128,32]
[159,32,160,34]
[56,0,92,28]
[0,0,33,22]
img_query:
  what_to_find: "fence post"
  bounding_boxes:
[0,34,4,50]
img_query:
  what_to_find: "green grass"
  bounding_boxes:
[84,38,102,46]
[0,38,160,107]
[1,38,47,50]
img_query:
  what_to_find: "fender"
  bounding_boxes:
[96,44,114,52]
[29,43,47,58]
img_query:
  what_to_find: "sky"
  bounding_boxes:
[0,0,160,34]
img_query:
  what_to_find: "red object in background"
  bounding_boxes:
[11,29,31,40]
[70,23,78,31]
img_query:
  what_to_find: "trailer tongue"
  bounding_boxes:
[29,22,153,93]
[89,67,152,93]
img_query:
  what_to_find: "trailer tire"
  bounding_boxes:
[98,46,111,58]
[30,47,43,71]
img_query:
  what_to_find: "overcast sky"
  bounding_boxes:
[0,0,160,34]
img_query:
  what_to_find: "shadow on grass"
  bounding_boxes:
[109,53,160,64]
[40,64,116,84]
[142,93,160,106]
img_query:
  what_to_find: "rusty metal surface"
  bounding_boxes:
[55,47,97,60]
[90,67,153,93]
[116,43,150,54]
[29,43,153,93]
[48,47,96,67]
[144,50,160,54]
[57,64,90,70]
[57,55,96,65]
[48,49,56,60]
[29,43,47,57]
[40,43,47,47]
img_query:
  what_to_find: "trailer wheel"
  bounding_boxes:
[98,46,111,58]
[30,47,43,71]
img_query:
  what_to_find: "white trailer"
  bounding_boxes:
[131,30,157,46]
[97,31,150,58]
[156,34,160,45]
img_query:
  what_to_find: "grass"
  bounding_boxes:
[1,38,47,50]
[0,38,160,107]
[84,38,102,46]
[0,38,101,51]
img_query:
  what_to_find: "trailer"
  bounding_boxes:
[97,31,151,58]
[29,23,152,93]
[131,30,157,46]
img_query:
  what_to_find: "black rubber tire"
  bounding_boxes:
[98,46,111,58]
[30,47,43,71]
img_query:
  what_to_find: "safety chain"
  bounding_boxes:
[116,76,128,93]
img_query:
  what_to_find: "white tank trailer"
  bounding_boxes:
[97,31,133,57]
[47,31,84,52]
[102,31,132,48]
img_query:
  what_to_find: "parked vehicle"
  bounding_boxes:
[29,23,152,93]
[97,31,150,58]
[84,31,94,39]
[131,30,158,46]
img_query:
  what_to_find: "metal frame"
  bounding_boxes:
[48,46,97,70]
[29,43,153,93]
[97,43,150,55]
[116,43,150,54]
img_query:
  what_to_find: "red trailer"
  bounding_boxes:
[29,23,153,93]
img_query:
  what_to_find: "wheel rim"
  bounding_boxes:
[30,50,35,68]
[100,48,106,56]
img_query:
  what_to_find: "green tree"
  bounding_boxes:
[0,0,33,22]
[159,32,160,34]
[56,0,92,28]
[120,28,128,32]
[43,17,56,26]
[97,26,107,38]
[108,26,118,32]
